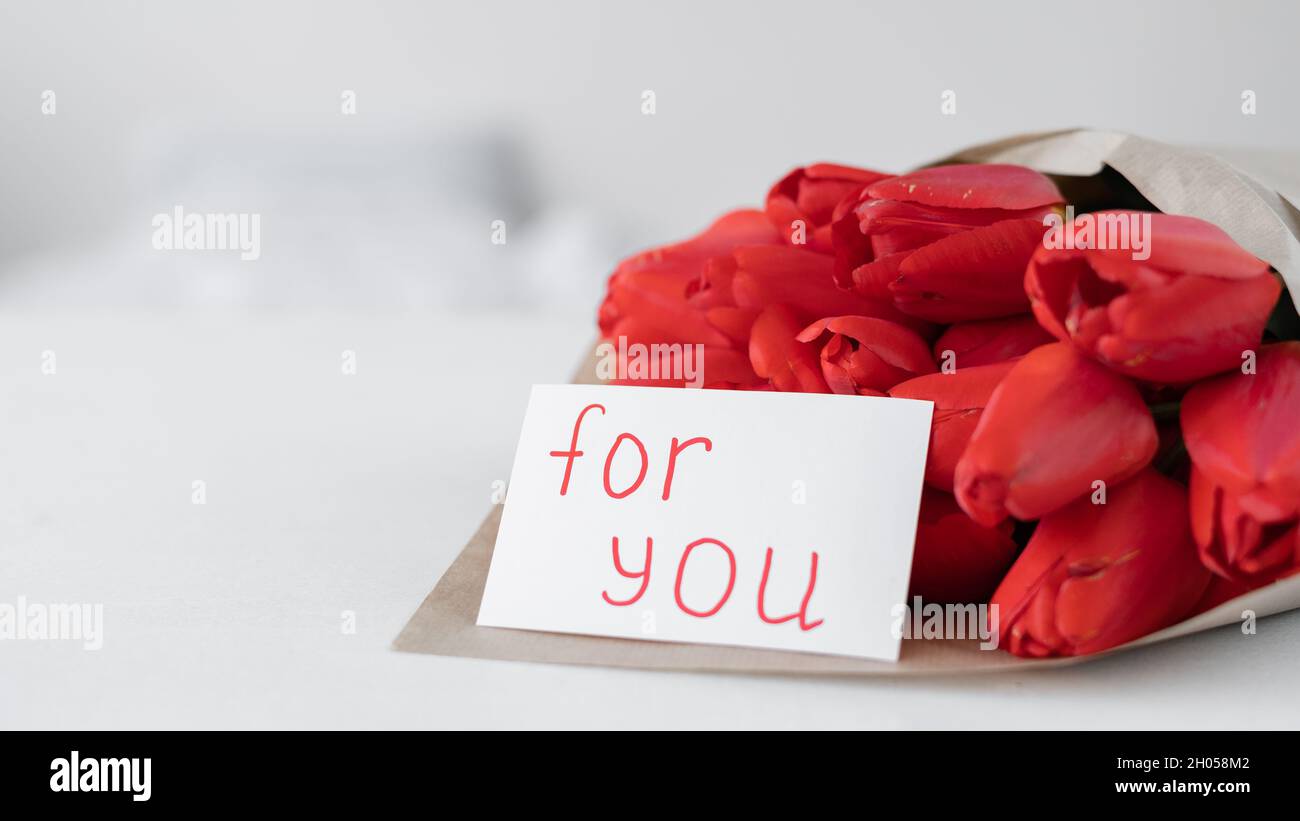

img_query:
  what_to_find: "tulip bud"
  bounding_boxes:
[1025,211,1281,383]
[832,164,1064,322]
[954,342,1158,525]
[1182,342,1300,583]
[797,315,935,395]
[766,163,892,253]
[990,469,1211,657]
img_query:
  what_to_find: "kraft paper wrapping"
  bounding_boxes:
[394,129,1300,675]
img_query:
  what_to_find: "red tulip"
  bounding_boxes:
[954,342,1158,526]
[766,163,892,253]
[1182,342,1300,583]
[832,164,1063,322]
[932,315,1054,369]
[909,489,1018,604]
[890,360,1016,491]
[1025,211,1281,383]
[796,315,935,395]
[598,210,785,389]
[990,469,1212,657]
[600,209,780,347]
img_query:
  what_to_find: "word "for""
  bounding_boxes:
[549,402,713,500]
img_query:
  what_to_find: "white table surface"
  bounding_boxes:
[2,311,1297,730]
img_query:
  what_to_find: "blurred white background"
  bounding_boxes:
[0,0,1296,311]
[4,1,1300,729]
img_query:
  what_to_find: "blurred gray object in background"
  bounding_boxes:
[0,121,624,311]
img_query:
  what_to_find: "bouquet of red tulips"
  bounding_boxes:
[596,161,1300,659]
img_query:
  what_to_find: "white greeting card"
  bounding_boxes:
[477,384,932,660]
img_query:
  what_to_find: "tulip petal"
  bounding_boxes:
[767,164,892,252]
[932,315,1055,369]
[606,268,735,348]
[804,163,893,184]
[909,490,1018,604]
[1182,342,1300,500]
[1194,573,1258,614]
[684,255,738,310]
[831,186,878,287]
[1074,212,1270,281]
[1097,272,1282,383]
[890,361,1016,490]
[731,245,935,337]
[698,347,764,389]
[748,304,831,393]
[848,252,908,300]
[616,209,781,282]
[704,306,760,345]
[890,218,1045,322]
[866,164,1064,211]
